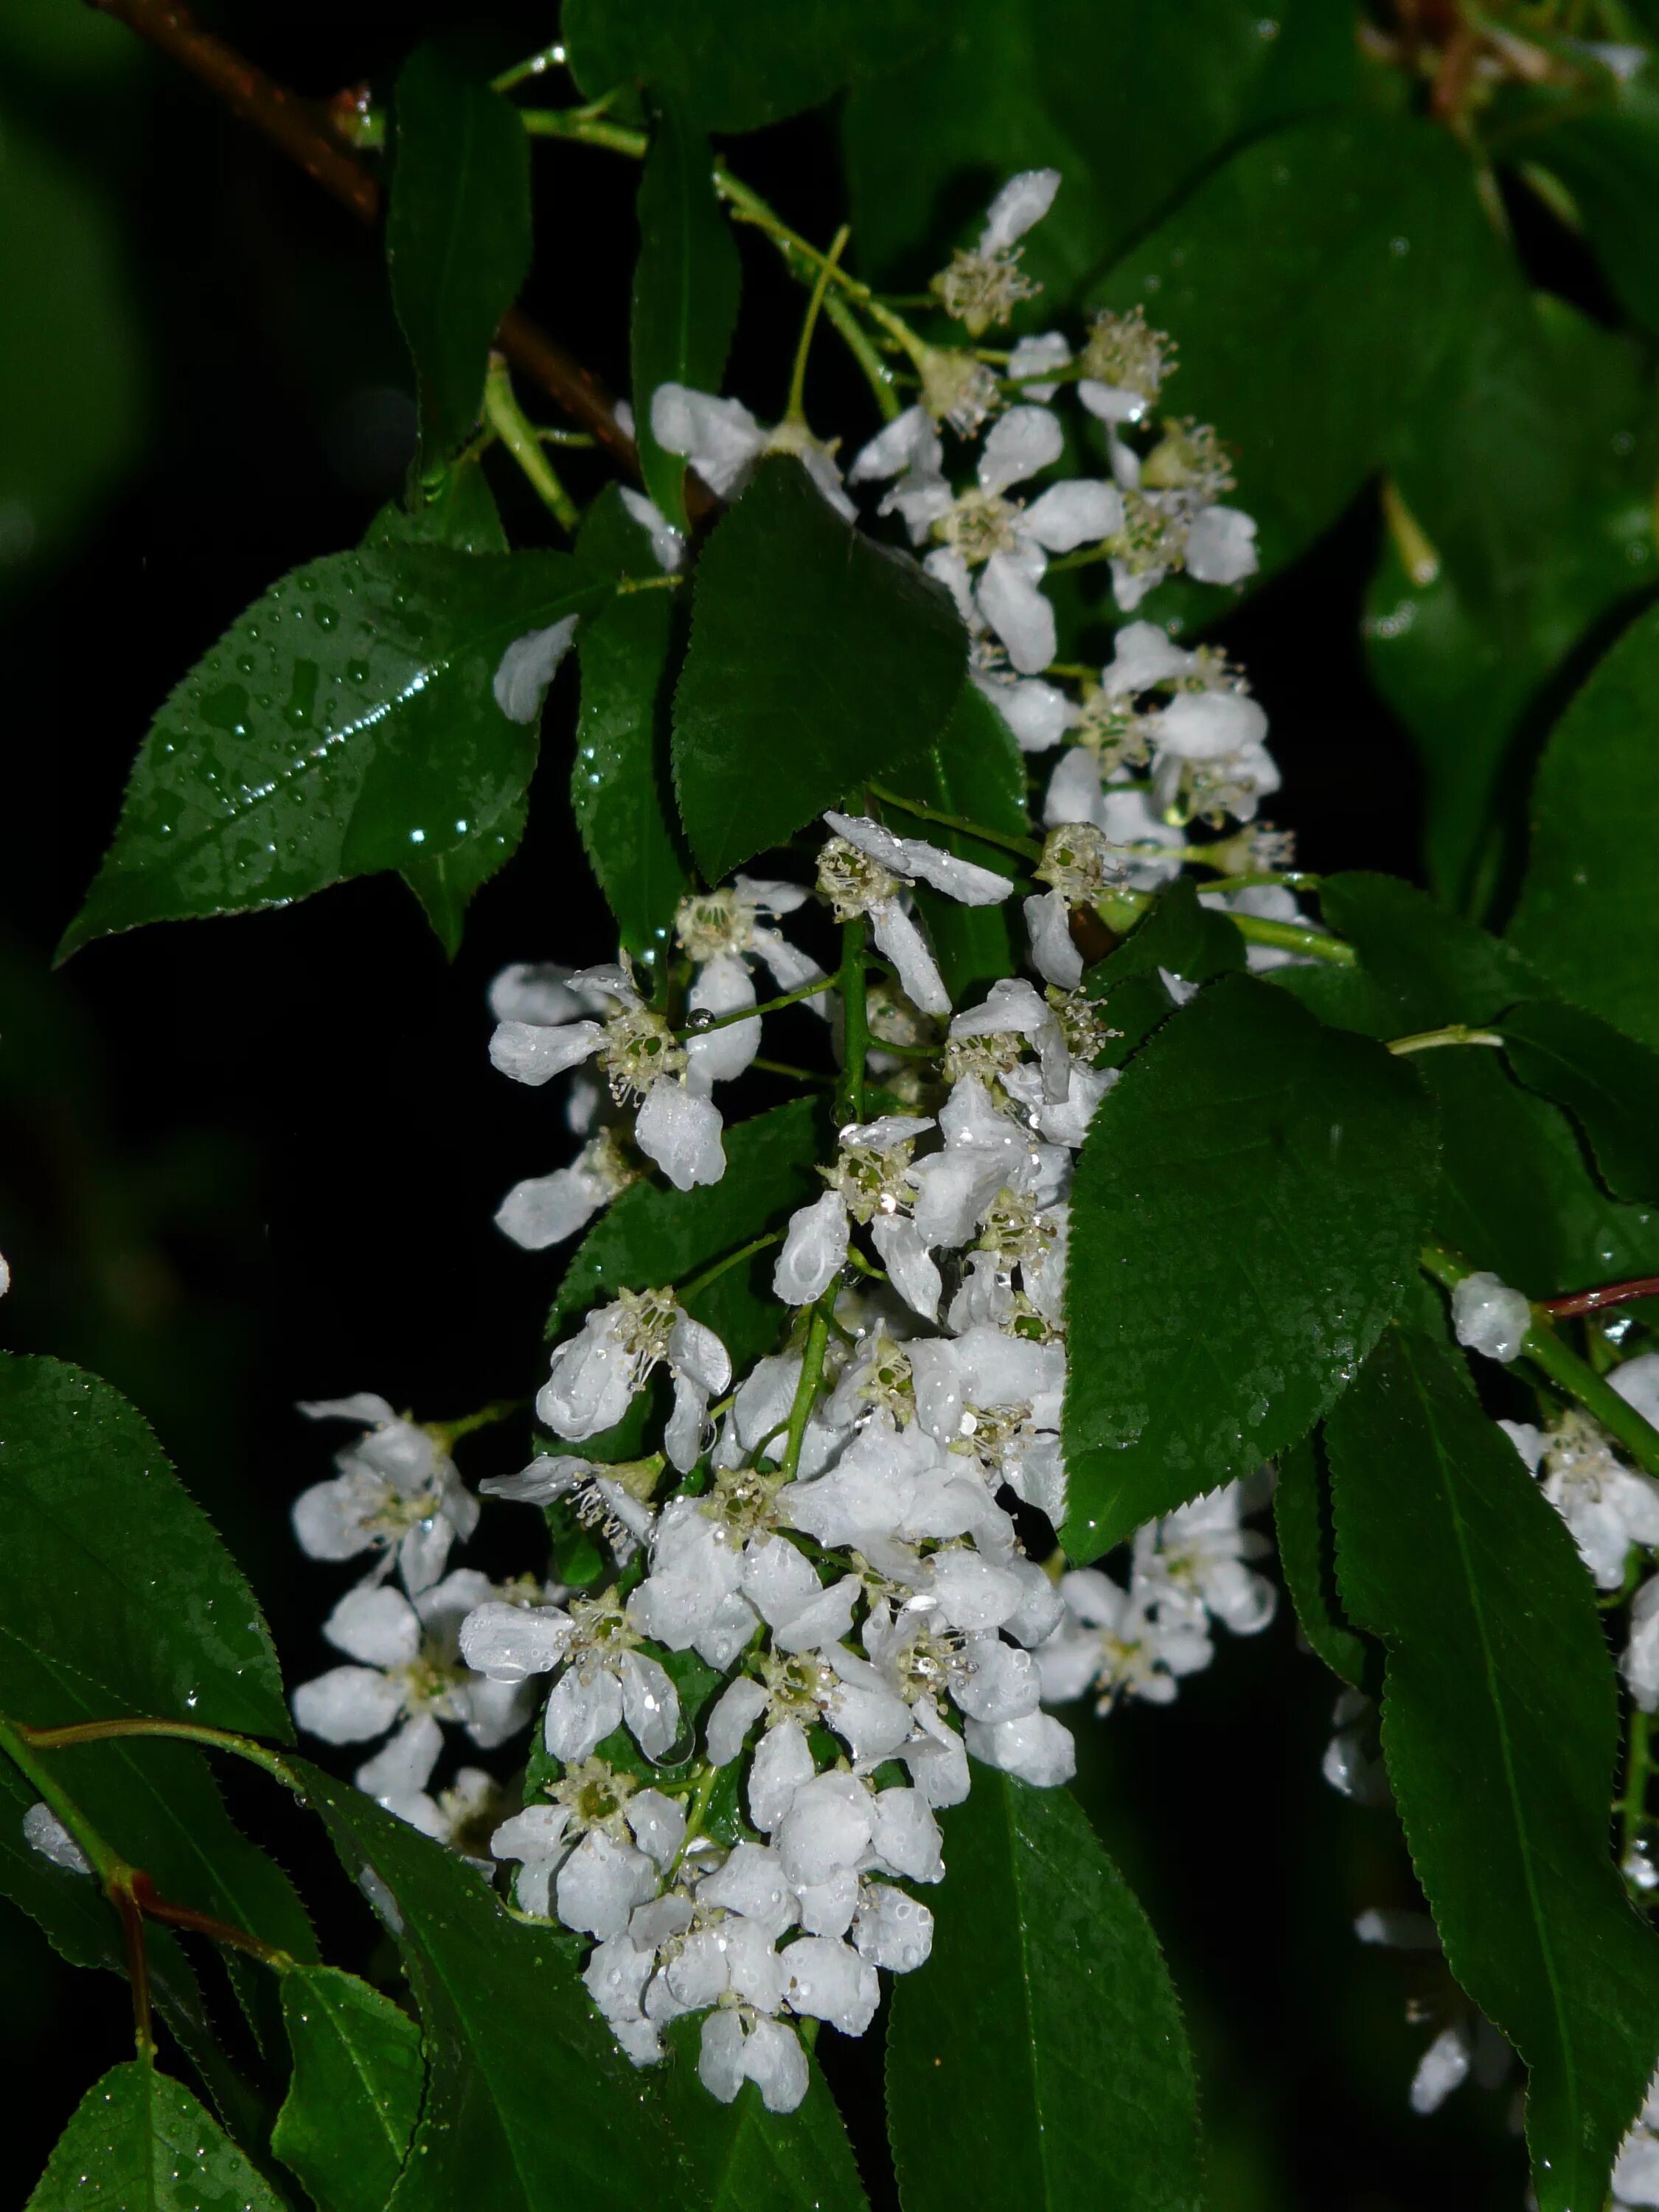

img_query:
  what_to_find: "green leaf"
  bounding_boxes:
[1517,89,1659,341]
[1326,1328,1659,2212]
[1512,601,1659,1052]
[1079,879,1248,1068]
[1367,288,1656,909]
[672,459,966,882]
[549,1099,824,1375]
[272,1965,424,2212]
[886,1770,1202,2212]
[388,41,531,461]
[660,2019,869,2211]
[564,0,940,132]
[1093,114,1486,581]
[883,682,1029,1004]
[844,0,1354,305]
[299,1761,688,2212]
[1500,998,1659,1208]
[0,1354,316,1961]
[632,103,740,530]
[1271,1436,1368,1691]
[1291,874,1659,1296]
[60,546,608,959]
[27,2059,282,2211]
[1062,975,1439,1561]
[366,450,509,556]
[572,487,692,961]
[398,785,529,960]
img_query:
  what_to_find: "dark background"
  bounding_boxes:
[0,4,1528,2204]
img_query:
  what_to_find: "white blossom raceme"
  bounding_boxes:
[291,1394,479,1596]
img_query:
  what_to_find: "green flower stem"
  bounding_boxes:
[430,1397,525,1450]
[491,41,571,92]
[615,574,684,594]
[675,973,830,1039]
[1421,1242,1659,1479]
[838,918,871,1124]
[1198,870,1326,894]
[675,1231,785,1305]
[866,781,1043,863]
[482,355,580,532]
[13,1714,302,1791]
[779,1295,835,1483]
[0,1711,122,1886]
[753,1057,835,1088]
[1621,1706,1653,1867]
[786,224,850,423]
[519,107,647,157]
[1093,888,1357,967]
[668,1762,721,1878]
[1386,1024,1504,1057]
[824,291,902,420]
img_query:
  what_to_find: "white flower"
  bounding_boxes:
[1037,1568,1213,1712]
[1627,1578,1659,1714]
[817,812,1014,1020]
[698,2010,809,2112]
[1450,1272,1531,1363]
[1131,1484,1278,1638]
[491,1758,682,1935]
[1410,2023,1471,2115]
[291,1570,534,1799]
[930,168,1061,338]
[538,1290,730,1470]
[650,383,854,518]
[906,1076,1065,1256]
[495,1128,640,1252]
[909,1322,1068,1522]
[674,878,830,1088]
[1502,1413,1659,1590]
[461,1585,681,1765]
[488,961,725,1193]
[1076,392,1259,611]
[291,1394,479,1596]
[773,1113,936,1310]
[617,484,686,572]
[493,613,579,724]
[964,1708,1077,1786]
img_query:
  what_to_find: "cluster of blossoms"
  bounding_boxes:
[274,170,1293,2110]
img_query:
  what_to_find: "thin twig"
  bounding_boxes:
[86,0,639,472]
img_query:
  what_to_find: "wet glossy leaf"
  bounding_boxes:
[1272,1436,1368,1691]
[572,487,692,961]
[845,0,1352,304]
[1093,114,1486,580]
[564,0,939,132]
[632,103,740,529]
[60,546,608,959]
[366,451,509,557]
[660,2018,869,2211]
[1367,289,1656,909]
[1062,976,1439,1561]
[883,683,1028,1004]
[389,41,531,460]
[300,1763,689,2212]
[272,1966,424,2212]
[1326,1329,1659,2212]
[672,459,967,882]
[1511,601,1659,1052]
[549,1099,824,1374]
[1499,998,1659,1208]
[27,2059,283,2211]
[887,1770,1202,2212]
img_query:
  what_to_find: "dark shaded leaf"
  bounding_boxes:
[1512,602,1659,1051]
[27,2059,281,2211]
[1326,1328,1659,2212]
[1062,976,1438,1561]
[632,103,740,529]
[886,1770,1202,2212]
[272,1965,424,2212]
[388,42,531,460]
[1500,998,1659,1208]
[1520,90,1659,341]
[1272,1436,1368,1690]
[60,547,608,958]
[659,2016,869,2211]
[572,486,692,961]
[366,451,509,557]
[672,459,966,883]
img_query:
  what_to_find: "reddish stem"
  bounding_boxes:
[1538,1278,1659,1319]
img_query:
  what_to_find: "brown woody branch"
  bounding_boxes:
[87,0,641,475]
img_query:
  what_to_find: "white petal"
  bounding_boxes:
[488,1018,602,1087]
[1101,619,1196,695]
[849,403,940,484]
[539,1307,639,1440]
[494,1161,608,1250]
[773,1190,849,1305]
[979,167,1060,252]
[617,484,686,573]
[556,1829,659,1939]
[706,1676,770,1767]
[636,1079,726,1190]
[664,1369,712,1475]
[625,1784,687,1868]
[299,1391,399,1428]
[782,1934,880,2035]
[684,953,760,1088]
[649,386,765,498]
[543,1663,625,1763]
[977,554,1055,675]
[291,1666,402,1745]
[925,1548,1025,1632]
[494,615,579,724]
[698,2008,746,2104]
[900,839,1016,908]
[459,1600,573,1682]
[794,1865,860,1938]
[355,1713,442,1802]
[869,1213,942,1321]
[854,1883,934,1973]
[1183,505,1259,587]
[1151,688,1269,763]
[964,1708,1077,1787]
[1610,1354,1659,1431]
[742,2017,810,2114]
[1077,379,1148,427]
[1006,330,1072,400]
[924,545,976,623]
[584,1933,654,2023]
[1451,1273,1531,1364]
[697,1841,798,1937]
[1024,889,1083,990]
[953,1634,1041,1722]
[774,1576,861,1656]
[750,1717,816,1833]
[1023,479,1122,552]
[23,1802,91,1875]
[1410,2025,1471,2115]
[291,1477,380,1565]
[619,1650,682,1761]
[776,1773,874,1888]
[324,1585,421,1669]
[869,900,950,1017]
[978,405,1063,495]
[976,671,1075,753]
[865,1785,943,1882]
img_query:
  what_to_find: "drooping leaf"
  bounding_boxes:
[572,486,692,962]
[1512,602,1659,1051]
[564,0,940,133]
[0,1354,316,1960]
[60,546,608,959]
[1271,1436,1368,1691]
[1517,90,1659,341]
[1283,873,1659,1296]
[844,0,1354,305]
[388,41,532,461]
[632,102,741,529]
[549,1099,824,1375]
[27,2059,282,2211]
[1062,975,1439,1561]
[672,459,967,882]
[1091,114,1486,581]
[1500,998,1659,1208]
[299,1762,689,2212]
[886,1769,1203,2212]
[272,1965,424,2212]
[1366,288,1656,911]
[660,2017,869,2211]
[883,682,1029,1004]
[1326,1328,1659,2212]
